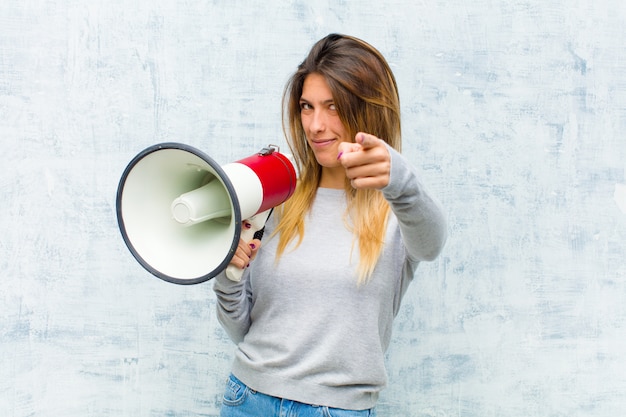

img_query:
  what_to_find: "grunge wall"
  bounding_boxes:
[1,1,625,416]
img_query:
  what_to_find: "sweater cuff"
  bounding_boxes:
[381,145,418,201]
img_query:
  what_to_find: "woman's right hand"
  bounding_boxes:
[228,237,262,270]
[225,214,270,281]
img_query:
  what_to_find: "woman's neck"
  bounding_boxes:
[318,167,346,189]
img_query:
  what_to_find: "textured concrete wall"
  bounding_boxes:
[1,1,625,416]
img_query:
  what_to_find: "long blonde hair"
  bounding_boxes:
[274,34,402,283]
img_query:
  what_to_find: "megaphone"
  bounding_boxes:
[116,142,297,285]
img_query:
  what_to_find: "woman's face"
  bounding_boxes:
[299,73,351,184]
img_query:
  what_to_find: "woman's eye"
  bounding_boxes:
[300,102,311,110]
[329,103,337,111]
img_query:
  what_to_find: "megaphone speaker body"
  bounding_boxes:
[116,143,296,285]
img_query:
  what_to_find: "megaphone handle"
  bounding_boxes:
[225,209,272,282]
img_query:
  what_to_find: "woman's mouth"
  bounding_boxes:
[311,138,335,148]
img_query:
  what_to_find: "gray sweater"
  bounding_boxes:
[213,147,447,410]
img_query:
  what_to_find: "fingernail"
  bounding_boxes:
[249,243,256,249]
[336,151,343,160]
[244,222,251,229]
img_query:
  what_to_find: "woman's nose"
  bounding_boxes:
[310,110,326,133]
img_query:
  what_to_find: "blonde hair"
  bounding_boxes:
[274,34,402,283]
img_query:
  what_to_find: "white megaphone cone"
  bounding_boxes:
[116,143,297,285]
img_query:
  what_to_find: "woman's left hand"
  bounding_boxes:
[337,132,391,189]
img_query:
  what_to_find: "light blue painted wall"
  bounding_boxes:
[1,1,625,416]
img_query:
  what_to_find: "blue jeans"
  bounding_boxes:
[220,374,376,417]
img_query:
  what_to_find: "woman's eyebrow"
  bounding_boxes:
[299,97,334,105]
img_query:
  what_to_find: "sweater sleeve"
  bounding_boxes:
[213,269,253,344]
[381,145,448,262]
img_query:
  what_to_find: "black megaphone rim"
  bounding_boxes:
[115,142,242,285]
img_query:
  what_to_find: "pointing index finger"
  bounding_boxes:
[356,132,379,149]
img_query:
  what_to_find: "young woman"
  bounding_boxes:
[214,33,448,416]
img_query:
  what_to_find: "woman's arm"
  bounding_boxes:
[213,263,253,344]
[338,132,447,262]
[382,145,448,262]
